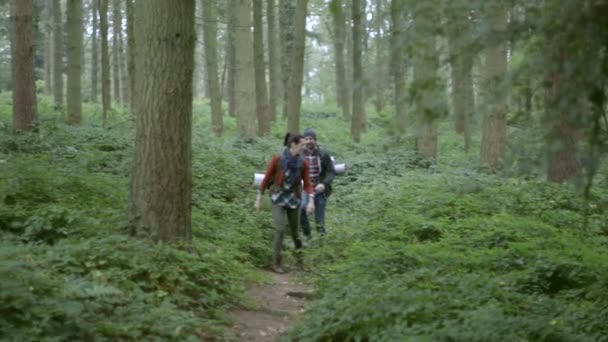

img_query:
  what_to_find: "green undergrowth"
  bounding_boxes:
[289,139,608,341]
[0,95,280,340]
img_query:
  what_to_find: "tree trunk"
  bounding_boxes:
[52,0,63,110]
[280,0,295,118]
[11,0,38,130]
[253,0,270,136]
[373,0,384,114]
[480,3,508,168]
[226,0,236,117]
[351,0,364,142]
[126,0,135,113]
[119,4,128,106]
[447,10,474,152]
[44,0,53,94]
[66,0,82,125]
[234,0,257,139]
[267,0,280,122]
[202,0,223,136]
[545,39,581,183]
[99,0,111,126]
[112,0,121,105]
[286,0,308,134]
[129,0,195,243]
[390,0,406,137]
[330,0,349,121]
[91,0,99,102]
[412,2,441,160]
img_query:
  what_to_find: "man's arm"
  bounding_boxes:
[320,150,335,186]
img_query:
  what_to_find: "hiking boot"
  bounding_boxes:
[316,226,326,236]
[273,255,284,273]
[303,233,312,241]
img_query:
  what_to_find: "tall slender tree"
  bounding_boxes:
[99,0,111,125]
[129,0,196,242]
[412,1,443,160]
[253,0,270,136]
[390,0,406,138]
[112,0,122,105]
[351,0,364,142]
[126,0,135,113]
[91,0,99,102]
[11,0,37,130]
[66,0,83,125]
[226,0,237,117]
[52,0,63,110]
[330,0,349,121]
[280,0,295,118]
[44,0,53,94]
[446,4,475,152]
[202,0,223,136]
[480,2,508,168]
[373,0,385,114]
[267,0,281,122]
[286,0,308,133]
[234,0,257,138]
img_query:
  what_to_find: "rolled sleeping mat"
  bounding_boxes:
[252,162,347,188]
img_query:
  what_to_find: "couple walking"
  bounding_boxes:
[254,128,335,273]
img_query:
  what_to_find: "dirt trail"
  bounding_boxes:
[231,270,313,341]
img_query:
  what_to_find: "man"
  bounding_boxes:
[300,128,335,239]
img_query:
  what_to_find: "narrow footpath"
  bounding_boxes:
[231,270,314,341]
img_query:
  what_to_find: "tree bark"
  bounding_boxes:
[52,0,63,110]
[226,0,236,117]
[330,0,349,121]
[112,0,122,105]
[267,0,281,122]
[253,0,270,136]
[373,0,384,114]
[11,0,38,130]
[66,0,83,125]
[126,0,135,113]
[202,0,223,136]
[286,0,308,134]
[390,0,406,137]
[412,1,441,160]
[447,9,474,152]
[44,0,53,94]
[91,0,99,102]
[129,0,195,242]
[234,0,257,138]
[545,38,581,183]
[280,0,295,118]
[351,0,364,142]
[480,3,508,168]
[99,0,111,126]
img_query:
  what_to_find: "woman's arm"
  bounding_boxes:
[258,155,279,194]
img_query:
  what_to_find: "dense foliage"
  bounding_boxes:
[288,115,608,341]
[2,94,607,340]
[0,94,279,340]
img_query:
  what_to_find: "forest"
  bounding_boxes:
[1,0,608,340]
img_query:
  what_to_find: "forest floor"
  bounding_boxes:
[230,270,314,341]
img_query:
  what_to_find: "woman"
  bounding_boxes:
[255,133,315,273]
